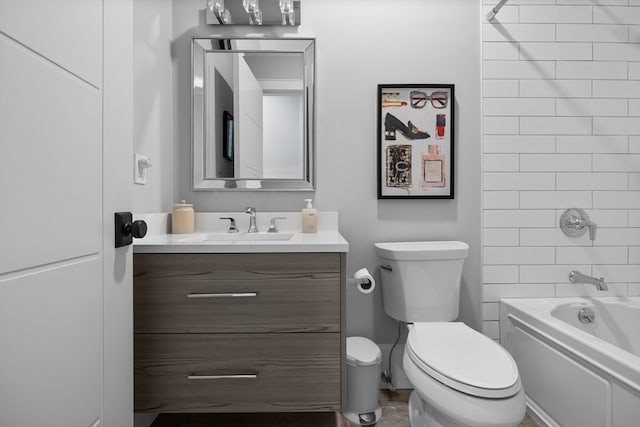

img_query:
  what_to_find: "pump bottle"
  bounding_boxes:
[302,199,318,233]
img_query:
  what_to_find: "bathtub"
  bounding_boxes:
[500,297,640,427]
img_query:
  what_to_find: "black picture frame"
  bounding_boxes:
[222,110,234,161]
[377,84,455,199]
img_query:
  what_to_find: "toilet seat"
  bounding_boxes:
[406,322,521,399]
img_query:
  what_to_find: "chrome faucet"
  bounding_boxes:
[219,217,238,233]
[267,217,286,233]
[569,270,608,291]
[244,207,258,233]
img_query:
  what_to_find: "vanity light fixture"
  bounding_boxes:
[205,0,300,26]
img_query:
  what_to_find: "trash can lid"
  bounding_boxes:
[346,336,382,366]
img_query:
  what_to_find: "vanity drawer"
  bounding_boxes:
[134,332,341,413]
[134,253,341,333]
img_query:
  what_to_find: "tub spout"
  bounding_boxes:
[569,270,608,291]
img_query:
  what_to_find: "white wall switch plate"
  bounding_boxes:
[134,153,152,185]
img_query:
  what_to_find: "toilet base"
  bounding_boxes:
[409,391,448,427]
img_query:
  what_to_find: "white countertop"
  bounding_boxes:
[133,211,349,254]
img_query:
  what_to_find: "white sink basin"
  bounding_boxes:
[180,232,294,243]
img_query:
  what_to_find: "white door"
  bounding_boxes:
[0,1,134,426]
[234,54,264,178]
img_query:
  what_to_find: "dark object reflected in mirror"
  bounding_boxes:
[192,38,315,191]
[222,111,234,163]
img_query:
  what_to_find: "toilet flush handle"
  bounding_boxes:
[380,265,393,272]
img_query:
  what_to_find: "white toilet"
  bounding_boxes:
[374,241,525,427]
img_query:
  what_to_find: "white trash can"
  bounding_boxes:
[342,336,383,426]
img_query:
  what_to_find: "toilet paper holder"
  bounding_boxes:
[348,268,376,294]
[348,276,373,290]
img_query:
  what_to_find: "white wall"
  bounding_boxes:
[481,1,640,339]
[134,0,481,380]
[263,94,304,178]
[133,0,175,213]
[170,0,482,339]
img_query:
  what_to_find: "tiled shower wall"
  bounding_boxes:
[481,0,640,339]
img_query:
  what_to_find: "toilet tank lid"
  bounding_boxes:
[346,336,382,366]
[374,241,469,261]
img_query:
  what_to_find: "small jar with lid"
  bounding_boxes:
[172,200,195,234]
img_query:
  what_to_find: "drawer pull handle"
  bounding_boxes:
[187,292,258,299]
[187,374,258,380]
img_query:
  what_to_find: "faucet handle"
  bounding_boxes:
[219,217,238,233]
[588,221,597,241]
[267,217,287,233]
[244,207,256,214]
[560,208,597,241]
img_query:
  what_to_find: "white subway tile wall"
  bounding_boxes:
[482,1,640,338]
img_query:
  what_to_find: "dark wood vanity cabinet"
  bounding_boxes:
[133,252,346,413]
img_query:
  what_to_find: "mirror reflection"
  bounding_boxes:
[192,38,315,191]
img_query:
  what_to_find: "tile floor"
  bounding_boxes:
[151,390,539,427]
[337,390,538,427]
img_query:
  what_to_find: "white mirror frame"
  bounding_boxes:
[192,38,315,191]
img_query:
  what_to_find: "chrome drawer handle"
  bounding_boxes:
[187,292,258,299]
[187,374,258,380]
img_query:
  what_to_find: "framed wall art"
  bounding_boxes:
[377,84,454,199]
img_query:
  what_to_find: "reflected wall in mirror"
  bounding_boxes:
[192,38,315,191]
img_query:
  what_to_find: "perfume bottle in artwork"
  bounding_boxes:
[436,114,446,139]
[421,144,445,188]
[386,144,412,188]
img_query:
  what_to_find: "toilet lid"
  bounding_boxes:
[406,323,521,398]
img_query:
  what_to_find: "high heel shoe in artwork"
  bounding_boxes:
[384,113,430,141]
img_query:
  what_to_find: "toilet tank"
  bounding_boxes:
[374,241,469,322]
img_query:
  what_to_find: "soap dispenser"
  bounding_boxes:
[302,199,318,233]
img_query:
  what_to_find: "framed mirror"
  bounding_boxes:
[192,38,315,191]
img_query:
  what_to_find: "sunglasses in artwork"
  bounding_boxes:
[410,91,448,109]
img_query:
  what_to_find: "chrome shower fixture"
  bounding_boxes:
[560,208,597,241]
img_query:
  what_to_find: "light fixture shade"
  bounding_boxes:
[243,0,258,13]
[221,8,232,24]
[253,8,262,25]
[207,0,224,14]
[279,0,293,13]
